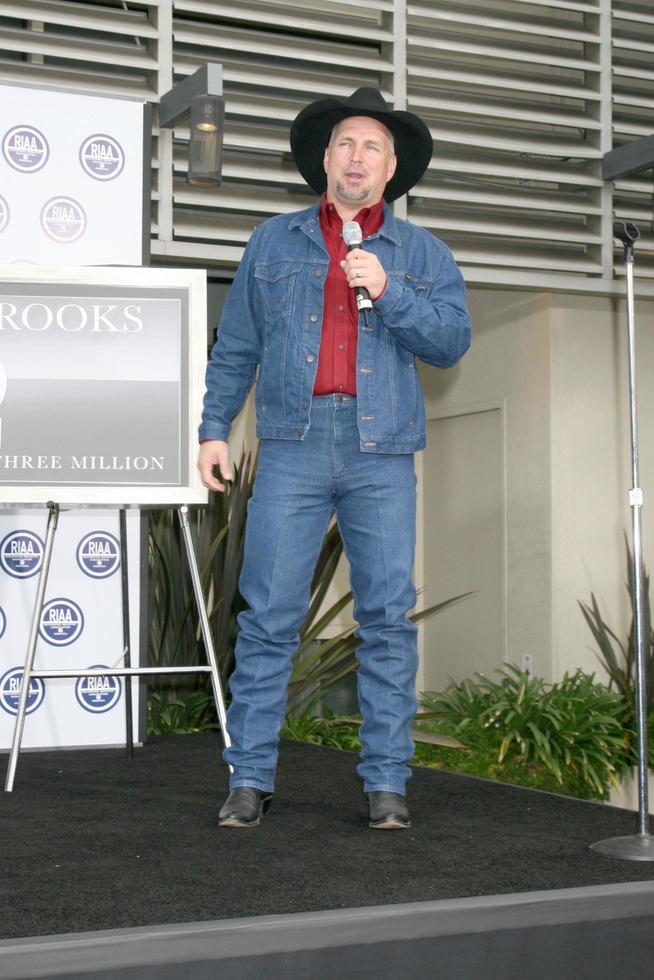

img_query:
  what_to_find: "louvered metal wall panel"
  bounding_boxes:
[406,0,608,276]
[1,1,653,285]
[611,0,654,277]
[0,1,160,96]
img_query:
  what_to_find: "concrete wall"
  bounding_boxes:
[419,285,654,692]
[549,293,649,681]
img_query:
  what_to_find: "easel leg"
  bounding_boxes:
[5,502,59,792]
[177,505,232,758]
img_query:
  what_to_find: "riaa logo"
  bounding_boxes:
[0,530,44,578]
[0,194,9,233]
[2,125,49,173]
[0,667,45,716]
[79,134,125,181]
[75,665,122,713]
[76,531,120,579]
[39,597,84,646]
[41,196,86,243]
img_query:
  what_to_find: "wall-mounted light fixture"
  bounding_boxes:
[602,135,654,182]
[159,63,225,187]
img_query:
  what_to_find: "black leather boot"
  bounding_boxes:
[367,791,411,829]
[217,787,273,828]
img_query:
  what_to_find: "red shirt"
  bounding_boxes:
[313,195,384,396]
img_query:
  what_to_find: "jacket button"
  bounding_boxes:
[306,354,315,363]
[310,314,318,322]
[314,269,322,277]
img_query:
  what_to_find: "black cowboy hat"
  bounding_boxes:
[290,87,433,203]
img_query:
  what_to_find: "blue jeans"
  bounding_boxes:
[224,394,418,795]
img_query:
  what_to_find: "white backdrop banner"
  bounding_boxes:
[0,86,172,754]
[0,83,147,266]
[0,508,142,749]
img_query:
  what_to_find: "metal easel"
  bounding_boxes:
[4,502,230,792]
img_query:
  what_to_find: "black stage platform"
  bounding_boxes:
[2,735,654,978]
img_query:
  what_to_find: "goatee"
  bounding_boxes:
[335,179,370,202]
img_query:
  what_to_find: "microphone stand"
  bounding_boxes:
[591,222,654,861]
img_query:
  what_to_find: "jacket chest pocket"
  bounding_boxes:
[254,260,304,323]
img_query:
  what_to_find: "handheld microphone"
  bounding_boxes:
[613,221,640,249]
[342,221,373,312]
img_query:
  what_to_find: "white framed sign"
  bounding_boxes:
[0,265,208,506]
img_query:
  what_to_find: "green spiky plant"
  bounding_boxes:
[287,548,471,717]
[578,540,654,710]
[147,447,471,733]
[147,451,256,732]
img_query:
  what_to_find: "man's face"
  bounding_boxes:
[323,116,397,209]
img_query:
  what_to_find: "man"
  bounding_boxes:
[198,88,471,830]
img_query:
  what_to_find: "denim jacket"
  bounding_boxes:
[199,201,471,454]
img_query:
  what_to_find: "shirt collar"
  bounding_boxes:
[319,194,385,239]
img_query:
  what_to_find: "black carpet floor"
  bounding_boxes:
[2,735,654,941]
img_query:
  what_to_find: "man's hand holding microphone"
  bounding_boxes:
[340,220,387,309]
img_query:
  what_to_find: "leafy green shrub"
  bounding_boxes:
[281,708,362,752]
[410,740,589,797]
[280,666,649,801]
[147,691,220,735]
[418,665,631,799]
